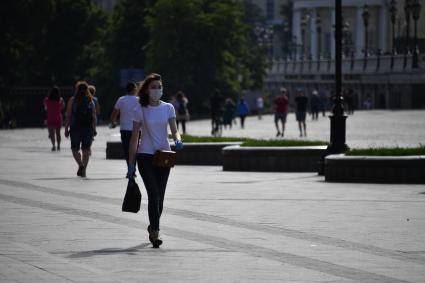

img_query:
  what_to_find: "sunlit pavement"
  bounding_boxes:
[0,110,424,282]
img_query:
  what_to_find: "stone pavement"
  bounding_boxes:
[185,110,425,148]
[0,110,425,282]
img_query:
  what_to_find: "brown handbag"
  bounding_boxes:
[152,150,176,168]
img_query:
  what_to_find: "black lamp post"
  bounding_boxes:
[316,13,322,70]
[412,0,422,68]
[390,0,398,69]
[404,0,412,68]
[324,0,348,165]
[362,4,370,70]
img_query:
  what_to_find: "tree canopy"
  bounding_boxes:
[1,0,269,116]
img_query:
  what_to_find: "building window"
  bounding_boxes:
[266,0,274,20]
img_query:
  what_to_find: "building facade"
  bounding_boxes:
[265,0,425,109]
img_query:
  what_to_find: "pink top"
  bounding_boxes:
[44,97,65,128]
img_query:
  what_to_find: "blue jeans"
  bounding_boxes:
[136,153,170,231]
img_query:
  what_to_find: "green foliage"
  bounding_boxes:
[0,0,109,86]
[145,0,267,111]
[94,0,153,120]
[1,0,270,120]
[181,134,249,143]
[180,134,327,147]
[346,147,425,156]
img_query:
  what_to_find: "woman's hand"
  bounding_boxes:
[127,164,135,179]
[64,128,69,138]
[175,139,184,151]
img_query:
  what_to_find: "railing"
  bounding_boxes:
[267,54,424,76]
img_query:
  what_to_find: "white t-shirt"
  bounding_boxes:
[133,101,176,154]
[256,97,264,109]
[114,95,140,131]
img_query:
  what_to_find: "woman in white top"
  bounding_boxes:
[127,73,183,248]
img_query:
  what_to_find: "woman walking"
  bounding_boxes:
[127,73,183,248]
[64,81,97,177]
[43,86,65,151]
[175,91,190,134]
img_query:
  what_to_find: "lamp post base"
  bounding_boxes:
[318,114,349,175]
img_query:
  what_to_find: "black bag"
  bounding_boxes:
[122,179,141,213]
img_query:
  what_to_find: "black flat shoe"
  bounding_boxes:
[77,166,84,177]
[152,238,163,248]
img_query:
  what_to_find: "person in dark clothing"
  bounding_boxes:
[344,89,355,115]
[274,88,289,137]
[295,90,308,137]
[64,81,97,177]
[210,90,223,136]
[222,98,236,129]
[175,91,190,134]
[310,90,321,120]
[236,98,249,129]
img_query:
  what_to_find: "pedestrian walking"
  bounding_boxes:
[175,91,190,134]
[222,98,236,129]
[110,82,140,171]
[236,98,249,129]
[310,90,321,120]
[256,96,264,120]
[274,88,289,137]
[43,86,65,151]
[127,73,183,248]
[64,81,97,178]
[88,85,101,124]
[319,89,329,117]
[210,90,223,136]
[344,89,355,115]
[295,89,308,137]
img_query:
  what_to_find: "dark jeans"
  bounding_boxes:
[136,153,170,231]
[176,120,186,134]
[120,130,132,165]
[239,115,246,128]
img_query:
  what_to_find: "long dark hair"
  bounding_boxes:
[138,73,161,107]
[48,86,60,101]
[74,81,92,105]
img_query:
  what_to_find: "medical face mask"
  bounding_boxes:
[149,89,163,101]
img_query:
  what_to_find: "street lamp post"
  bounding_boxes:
[404,0,412,68]
[362,4,370,70]
[390,0,397,69]
[320,0,348,175]
[412,0,422,68]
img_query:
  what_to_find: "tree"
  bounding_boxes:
[44,0,110,84]
[145,0,267,112]
[0,0,55,87]
[93,0,154,118]
[0,0,109,87]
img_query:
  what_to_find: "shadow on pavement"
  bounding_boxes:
[67,243,150,258]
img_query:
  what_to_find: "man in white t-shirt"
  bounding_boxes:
[110,82,140,168]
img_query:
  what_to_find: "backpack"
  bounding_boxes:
[73,99,93,127]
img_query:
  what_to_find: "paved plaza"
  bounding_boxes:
[0,110,425,282]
